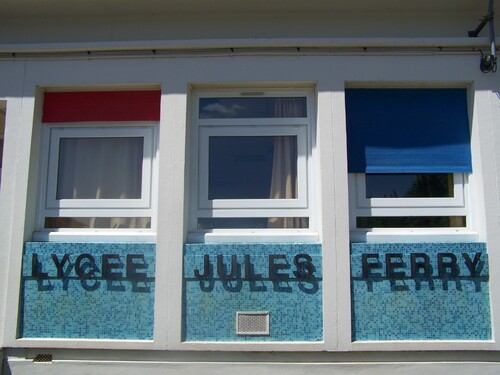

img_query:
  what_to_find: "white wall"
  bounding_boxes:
[1,1,500,372]
[0,53,499,351]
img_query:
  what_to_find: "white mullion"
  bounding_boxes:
[210,199,306,209]
[196,208,311,218]
[355,206,468,217]
[368,197,465,208]
[43,208,153,217]
[140,126,154,209]
[148,124,160,231]
[49,198,150,210]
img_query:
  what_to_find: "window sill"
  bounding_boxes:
[188,229,319,243]
[350,228,479,243]
[32,230,157,243]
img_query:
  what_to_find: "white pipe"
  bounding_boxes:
[0,37,496,55]
[489,0,496,58]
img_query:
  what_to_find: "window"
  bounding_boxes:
[35,90,160,239]
[346,88,472,241]
[189,90,315,241]
[40,126,155,230]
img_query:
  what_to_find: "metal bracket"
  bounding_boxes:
[469,12,495,37]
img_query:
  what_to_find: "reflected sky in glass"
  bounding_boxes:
[199,97,307,119]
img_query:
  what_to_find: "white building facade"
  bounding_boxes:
[1,0,500,373]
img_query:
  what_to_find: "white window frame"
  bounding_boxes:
[35,123,158,240]
[349,173,475,243]
[189,89,316,242]
[353,173,466,210]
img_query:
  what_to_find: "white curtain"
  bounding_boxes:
[56,137,150,229]
[268,98,307,229]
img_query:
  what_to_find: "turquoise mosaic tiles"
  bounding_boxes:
[183,243,323,341]
[20,242,155,340]
[351,242,491,341]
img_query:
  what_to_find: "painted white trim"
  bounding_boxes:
[188,230,319,243]
[9,338,158,350]
[5,356,500,375]
[350,228,479,243]
[32,230,157,243]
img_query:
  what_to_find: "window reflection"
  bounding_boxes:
[209,136,297,200]
[45,217,151,229]
[199,97,307,119]
[357,216,465,228]
[365,173,453,198]
[198,217,309,229]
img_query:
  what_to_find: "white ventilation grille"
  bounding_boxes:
[236,312,270,336]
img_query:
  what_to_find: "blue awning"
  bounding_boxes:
[346,88,472,173]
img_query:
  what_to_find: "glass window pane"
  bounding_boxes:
[209,136,297,200]
[199,97,307,119]
[56,137,143,199]
[198,217,309,229]
[356,216,466,228]
[365,173,453,198]
[45,217,151,229]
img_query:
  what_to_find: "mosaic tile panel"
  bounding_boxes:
[183,243,323,342]
[351,242,491,341]
[20,242,155,340]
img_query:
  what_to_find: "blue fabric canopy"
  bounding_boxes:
[346,88,472,173]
